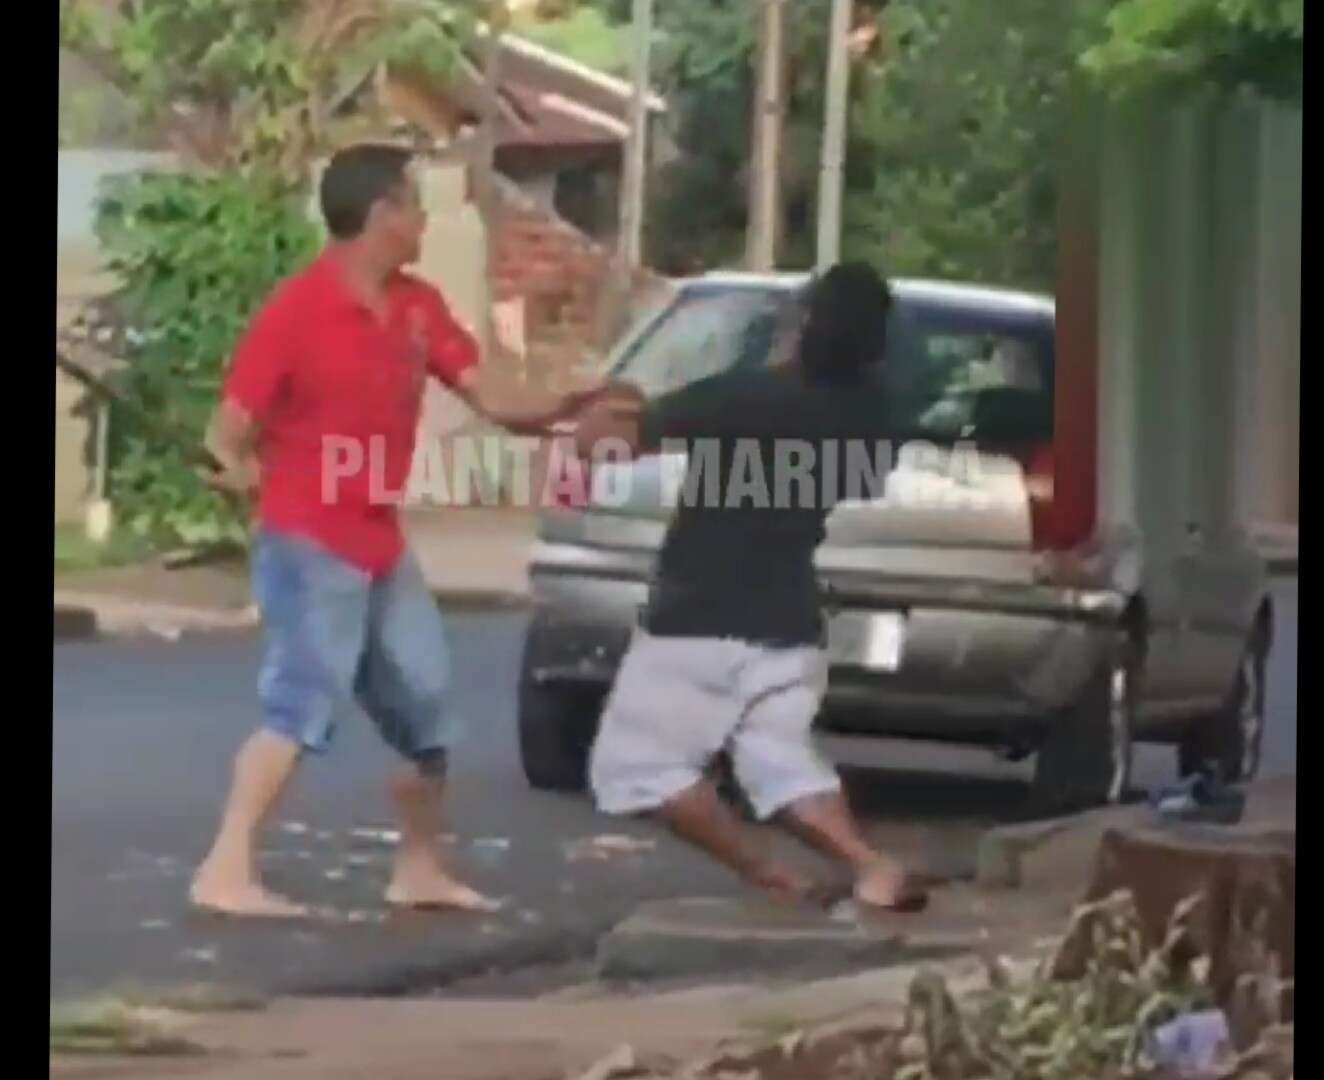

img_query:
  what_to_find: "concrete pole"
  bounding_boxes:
[746,0,786,271]
[476,1,507,364]
[618,0,653,268]
[816,0,853,270]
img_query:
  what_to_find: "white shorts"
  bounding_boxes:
[589,629,841,821]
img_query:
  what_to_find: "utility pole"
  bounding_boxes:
[746,0,786,271]
[476,0,507,363]
[618,0,653,269]
[815,0,853,269]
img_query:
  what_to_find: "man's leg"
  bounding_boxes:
[732,648,926,911]
[191,530,369,917]
[190,730,305,916]
[360,552,497,911]
[384,756,497,910]
[779,792,921,909]
[658,780,810,900]
[590,632,810,901]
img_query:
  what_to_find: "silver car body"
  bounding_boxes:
[525,271,1270,757]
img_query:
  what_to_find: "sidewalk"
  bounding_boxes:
[404,506,535,607]
[54,508,1295,638]
[49,950,1008,1080]
[53,508,536,639]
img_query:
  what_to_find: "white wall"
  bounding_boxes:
[56,150,177,524]
[57,149,176,249]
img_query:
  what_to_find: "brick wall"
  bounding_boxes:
[488,179,668,380]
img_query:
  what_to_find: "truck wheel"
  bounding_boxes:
[1178,633,1267,784]
[1031,642,1136,817]
[518,675,604,792]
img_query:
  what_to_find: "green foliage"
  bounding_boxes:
[637,0,1087,286]
[59,0,478,178]
[897,890,1215,1080]
[614,0,1300,289]
[58,85,128,149]
[94,172,319,546]
[54,523,152,573]
[842,0,1104,292]
[643,0,758,272]
[643,0,852,273]
[50,998,204,1058]
[1081,0,1304,101]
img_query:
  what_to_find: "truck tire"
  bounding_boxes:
[1031,642,1137,817]
[518,673,604,792]
[1178,632,1268,785]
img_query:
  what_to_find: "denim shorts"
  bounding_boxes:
[251,528,456,764]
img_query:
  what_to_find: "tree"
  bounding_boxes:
[538,0,1300,288]
[640,0,882,272]
[841,0,1107,292]
[1080,0,1304,101]
[59,0,479,180]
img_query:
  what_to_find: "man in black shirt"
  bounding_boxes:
[573,263,924,911]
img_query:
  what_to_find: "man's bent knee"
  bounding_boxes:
[733,739,840,822]
[410,746,449,779]
[261,704,334,755]
[590,753,703,817]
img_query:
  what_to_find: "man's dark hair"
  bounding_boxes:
[796,261,892,383]
[319,144,414,240]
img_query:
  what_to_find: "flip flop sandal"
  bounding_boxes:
[879,875,930,913]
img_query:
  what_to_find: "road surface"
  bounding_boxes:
[51,581,1296,999]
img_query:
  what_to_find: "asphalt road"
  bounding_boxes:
[51,580,1296,1000]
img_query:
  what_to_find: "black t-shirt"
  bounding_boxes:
[637,365,894,646]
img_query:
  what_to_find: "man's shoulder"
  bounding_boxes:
[391,269,447,308]
[260,257,331,314]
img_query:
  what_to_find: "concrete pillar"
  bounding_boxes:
[1249,105,1301,531]
[1095,103,1141,533]
[407,158,491,507]
[1093,94,1299,559]
[1219,102,1267,539]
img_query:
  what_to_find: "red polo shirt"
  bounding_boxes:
[223,250,478,574]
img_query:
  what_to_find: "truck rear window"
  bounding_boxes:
[610,284,1054,443]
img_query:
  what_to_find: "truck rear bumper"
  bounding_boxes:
[526,558,1126,735]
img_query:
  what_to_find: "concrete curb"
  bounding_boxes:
[975,804,1155,891]
[977,779,1297,891]
[53,586,530,641]
[596,897,969,983]
[53,590,261,641]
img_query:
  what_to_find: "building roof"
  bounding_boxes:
[388,32,665,155]
[496,33,666,116]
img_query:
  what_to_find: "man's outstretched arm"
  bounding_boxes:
[449,366,616,436]
[571,385,652,459]
[572,373,742,461]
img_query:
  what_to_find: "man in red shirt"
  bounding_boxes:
[191,144,597,917]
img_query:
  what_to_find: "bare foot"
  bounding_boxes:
[190,872,308,919]
[855,859,928,913]
[385,871,502,912]
[746,861,814,905]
